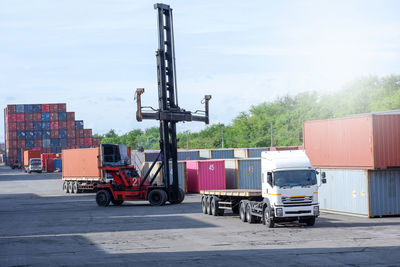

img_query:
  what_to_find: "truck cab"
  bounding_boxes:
[27,158,42,173]
[261,150,325,227]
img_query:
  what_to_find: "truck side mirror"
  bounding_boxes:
[267,172,272,185]
[321,172,326,184]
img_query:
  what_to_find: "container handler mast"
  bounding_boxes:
[95,3,211,206]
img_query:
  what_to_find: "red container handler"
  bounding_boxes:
[186,160,226,193]
[303,113,400,169]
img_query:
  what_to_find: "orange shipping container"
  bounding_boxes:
[62,148,101,179]
[303,113,400,170]
[23,150,41,166]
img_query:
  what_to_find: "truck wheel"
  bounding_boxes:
[240,201,247,222]
[73,182,79,194]
[67,182,72,193]
[246,203,256,224]
[169,188,185,204]
[148,189,167,206]
[211,197,219,216]
[96,190,111,207]
[62,182,68,193]
[263,206,275,228]
[201,195,207,214]
[111,199,124,206]
[69,182,75,194]
[305,217,316,226]
[205,196,212,215]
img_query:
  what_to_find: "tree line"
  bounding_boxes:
[95,75,400,150]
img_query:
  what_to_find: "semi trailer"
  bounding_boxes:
[201,150,326,227]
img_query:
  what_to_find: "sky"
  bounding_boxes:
[1,0,400,141]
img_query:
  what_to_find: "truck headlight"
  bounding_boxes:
[313,206,319,216]
[276,208,283,217]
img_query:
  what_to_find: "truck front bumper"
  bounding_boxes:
[274,204,319,218]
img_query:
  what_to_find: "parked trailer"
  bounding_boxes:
[200,150,326,228]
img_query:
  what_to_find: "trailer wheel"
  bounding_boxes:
[111,199,124,206]
[73,182,79,194]
[245,203,256,224]
[148,189,167,206]
[211,197,217,216]
[263,205,275,228]
[96,190,111,207]
[62,182,68,193]
[206,196,212,215]
[67,182,73,193]
[201,195,207,214]
[240,201,247,222]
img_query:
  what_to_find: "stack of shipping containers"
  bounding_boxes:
[303,112,400,217]
[4,103,101,166]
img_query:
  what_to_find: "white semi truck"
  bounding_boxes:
[200,150,326,227]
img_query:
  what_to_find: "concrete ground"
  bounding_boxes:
[0,165,400,266]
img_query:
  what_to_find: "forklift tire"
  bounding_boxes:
[96,190,111,207]
[169,188,185,204]
[201,196,207,214]
[73,182,79,194]
[148,189,167,206]
[63,182,68,193]
[111,199,124,206]
[240,201,247,222]
[245,203,256,224]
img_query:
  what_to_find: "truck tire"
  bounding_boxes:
[70,182,75,194]
[240,201,247,222]
[67,182,73,194]
[148,189,167,206]
[304,217,316,226]
[206,196,212,215]
[96,190,111,207]
[169,188,185,204]
[111,199,124,206]
[73,182,79,194]
[63,182,68,193]
[245,203,256,224]
[201,195,207,214]
[263,205,275,228]
[211,197,223,216]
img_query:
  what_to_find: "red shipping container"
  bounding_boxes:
[58,103,66,112]
[7,114,17,122]
[8,149,17,157]
[42,148,51,154]
[17,140,26,148]
[34,139,42,148]
[16,113,25,122]
[76,129,84,138]
[7,131,17,140]
[76,138,84,146]
[50,112,58,121]
[84,138,93,146]
[7,122,17,131]
[7,105,16,114]
[303,113,400,170]
[186,160,226,193]
[67,130,76,138]
[67,138,76,146]
[24,113,33,122]
[58,121,67,129]
[25,122,34,130]
[66,112,75,121]
[7,141,17,150]
[50,121,59,130]
[67,121,75,130]
[16,122,25,131]
[32,113,42,121]
[50,104,58,113]
[32,147,42,152]
[47,158,54,172]
[83,129,92,138]
[50,130,59,138]
[92,138,101,147]
[42,104,50,112]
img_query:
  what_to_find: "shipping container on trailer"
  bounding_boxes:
[319,168,400,217]
[304,112,400,169]
[224,158,262,189]
[186,160,226,193]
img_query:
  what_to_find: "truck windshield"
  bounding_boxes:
[273,170,317,187]
[30,159,41,165]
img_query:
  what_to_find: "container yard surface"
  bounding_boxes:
[1,165,400,266]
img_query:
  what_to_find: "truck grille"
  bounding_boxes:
[282,196,312,205]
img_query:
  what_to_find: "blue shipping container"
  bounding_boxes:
[17,131,26,140]
[34,122,42,131]
[51,146,61,153]
[26,140,34,148]
[75,120,84,129]
[60,138,67,147]
[24,104,33,113]
[59,129,67,138]
[42,122,50,130]
[34,131,42,139]
[42,130,50,139]
[25,131,34,139]
[51,139,60,147]
[224,158,261,189]
[248,148,268,158]
[211,149,234,159]
[43,139,51,148]
[178,151,199,161]
[32,104,41,113]
[42,113,50,121]
[16,104,24,113]
[53,158,62,171]
[58,112,67,121]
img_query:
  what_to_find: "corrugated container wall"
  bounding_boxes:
[62,148,101,178]
[319,168,400,217]
[186,160,225,193]
[211,149,234,159]
[248,148,268,158]
[177,150,199,161]
[304,114,400,169]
